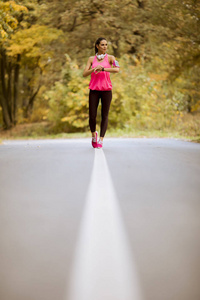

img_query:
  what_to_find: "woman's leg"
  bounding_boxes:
[89,90,100,135]
[100,90,112,138]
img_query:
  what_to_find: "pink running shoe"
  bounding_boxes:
[91,131,98,148]
[97,139,103,149]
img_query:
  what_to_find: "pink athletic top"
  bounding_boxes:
[89,54,112,91]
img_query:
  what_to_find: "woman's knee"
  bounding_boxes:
[89,114,97,121]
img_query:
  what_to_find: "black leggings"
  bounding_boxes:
[89,89,112,137]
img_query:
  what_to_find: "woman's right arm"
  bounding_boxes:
[83,57,94,77]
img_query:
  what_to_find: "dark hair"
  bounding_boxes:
[95,37,107,54]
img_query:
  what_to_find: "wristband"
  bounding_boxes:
[102,67,104,71]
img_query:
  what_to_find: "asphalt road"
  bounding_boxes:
[0,138,200,300]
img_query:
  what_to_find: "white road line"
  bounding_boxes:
[66,149,143,300]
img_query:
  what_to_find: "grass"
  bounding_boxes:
[107,128,200,143]
[0,122,199,143]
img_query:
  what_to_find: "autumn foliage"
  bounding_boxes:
[0,0,200,137]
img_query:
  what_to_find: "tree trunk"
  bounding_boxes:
[22,65,29,109]
[0,48,12,129]
[137,0,145,9]
[24,84,41,118]
[7,61,13,121]
[187,95,192,113]
[0,48,21,128]
[13,54,21,124]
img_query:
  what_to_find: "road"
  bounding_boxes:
[0,138,200,300]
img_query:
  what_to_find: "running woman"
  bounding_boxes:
[83,37,120,149]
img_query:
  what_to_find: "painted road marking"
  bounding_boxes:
[67,149,143,300]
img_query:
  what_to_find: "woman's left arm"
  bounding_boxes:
[104,55,120,73]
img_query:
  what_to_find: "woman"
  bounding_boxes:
[83,37,120,149]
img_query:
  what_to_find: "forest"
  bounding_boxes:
[0,0,200,138]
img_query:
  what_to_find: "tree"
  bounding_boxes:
[7,24,64,118]
[0,0,28,128]
[0,0,64,128]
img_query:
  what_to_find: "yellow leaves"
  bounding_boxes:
[80,100,87,106]
[65,54,71,63]
[0,1,28,41]
[47,53,200,133]
[0,1,28,13]
[6,25,63,56]
[192,101,200,112]
[47,60,89,130]
[83,79,89,85]
[84,86,89,94]
[66,99,74,107]
[61,115,88,128]
[72,120,87,128]
[61,116,69,123]
[20,21,29,29]
[0,27,7,39]
[148,72,168,81]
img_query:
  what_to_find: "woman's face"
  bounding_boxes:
[97,40,107,53]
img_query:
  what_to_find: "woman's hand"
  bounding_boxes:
[94,65,103,74]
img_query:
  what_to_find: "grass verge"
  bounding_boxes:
[0,122,199,143]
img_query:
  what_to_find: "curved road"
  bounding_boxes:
[0,138,200,300]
